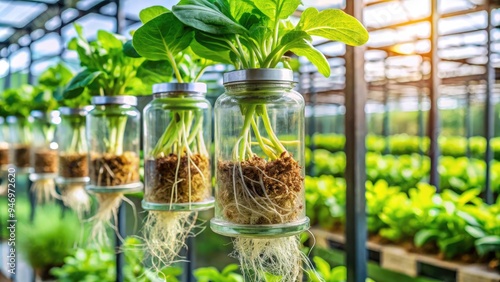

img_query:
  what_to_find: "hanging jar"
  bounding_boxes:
[211,69,308,237]
[7,115,32,172]
[56,106,92,185]
[143,83,213,211]
[0,117,9,170]
[86,96,142,192]
[29,110,60,181]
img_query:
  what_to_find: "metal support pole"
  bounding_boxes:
[465,83,471,158]
[115,203,126,282]
[418,88,424,157]
[344,1,367,281]
[4,52,11,90]
[308,72,317,175]
[184,237,195,282]
[382,82,390,154]
[485,3,494,204]
[429,0,441,190]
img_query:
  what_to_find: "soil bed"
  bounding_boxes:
[13,145,30,168]
[59,153,88,178]
[145,153,210,203]
[34,150,58,173]
[0,147,8,166]
[90,151,140,186]
[217,152,303,225]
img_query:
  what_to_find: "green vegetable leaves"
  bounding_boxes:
[253,0,300,21]
[172,0,368,76]
[63,69,102,99]
[139,5,169,23]
[297,8,369,46]
[133,13,194,62]
[172,0,247,35]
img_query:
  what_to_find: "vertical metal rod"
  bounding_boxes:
[116,202,126,282]
[382,82,390,154]
[114,2,127,281]
[185,236,195,282]
[308,72,317,175]
[465,83,471,158]
[4,52,11,90]
[344,1,367,281]
[485,3,494,204]
[429,0,441,190]
[417,87,424,157]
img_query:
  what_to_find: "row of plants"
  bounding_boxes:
[307,149,500,194]
[305,175,500,271]
[310,133,500,159]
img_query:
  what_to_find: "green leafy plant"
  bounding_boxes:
[306,256,375,282]
[173,0,368,162]
[19,205,81,280]
[1,85,36,118]
[194,264,244,282]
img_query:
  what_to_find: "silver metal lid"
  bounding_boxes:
[153,82,207,94]
[91,96,137,106]
[30,110,60,119]
[59,106,94,116]
[223,69,295,85]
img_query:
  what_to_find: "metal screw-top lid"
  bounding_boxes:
[30,110,60,119]
[153,82,207,94]
[59,106,94,116]
[223,69,295,85]
[91,96,137,106]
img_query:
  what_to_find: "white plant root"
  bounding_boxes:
[142,211,199,271]
[88,192,124,246]
[60,184,91,218]
[32,179,59,204]
[232,235,317,282]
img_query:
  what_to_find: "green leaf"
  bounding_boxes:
[253,0,301,20]
[475,236,500,256]
[414,229,441,247]
[133,12,194,62]
[63,70,102,99]
[221,264,239,275]
[97,30,123,50]
[312,256,331,279]
[123,40,141,58]
[457,210,480,227]
[191,38,232,65]
[465,226,486,239]
[136,60,173,85]
[139,5,169,23]
[290,41,330,77]
[172,0,247,35]
[296,8,369,46]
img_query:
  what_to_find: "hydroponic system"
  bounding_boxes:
[0,0,499,282]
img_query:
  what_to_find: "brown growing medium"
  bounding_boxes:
[34,150,58,174]
[59,153,88,178]
[13,145,30,168]
[145,153,210,204]
[0,147,8,166]
[217,152,303,225]
[90,151,140,187]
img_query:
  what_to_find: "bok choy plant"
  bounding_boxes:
[128,5,221,271]
[172,1,368,281]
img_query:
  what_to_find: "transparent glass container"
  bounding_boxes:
[0,117,9,170]
[143,83,213,211]
[86,96,142,193]
[56,107,92,185]
[211,69,309,238]
[30,110,60,181]
[7,116,32,173]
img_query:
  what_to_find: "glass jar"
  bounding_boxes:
[0,117,9,170]
[7,115,32,172]
[143,83,213,211]
[29,110,60,181]
[211,69,309,238]
[86,96,142,192]
[56,107,92,185]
